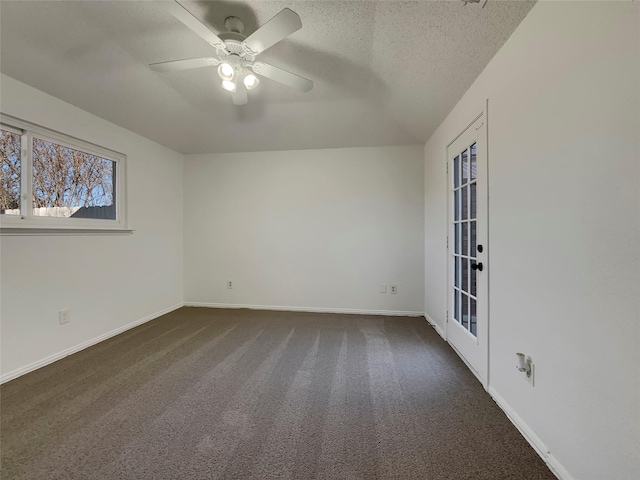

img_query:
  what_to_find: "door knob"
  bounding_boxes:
[471,262,483,271]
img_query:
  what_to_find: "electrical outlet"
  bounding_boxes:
[59,309,70,325]
[526,361,535,386]
[390,285,397,294]
[517,353,535,386]
[227,280,233,289]
[379,284,387,293]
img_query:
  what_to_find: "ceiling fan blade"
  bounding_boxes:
[149,57,219,72]
[163,1,227,50]
[232,88,248,106]
[252,61,313,92]
[242,8,302,55]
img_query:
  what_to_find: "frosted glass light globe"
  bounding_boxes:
[243,74,259,90]
[218,63,234,81]
[221,80,237,92]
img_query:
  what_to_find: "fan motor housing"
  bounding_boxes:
[219,39,254,64]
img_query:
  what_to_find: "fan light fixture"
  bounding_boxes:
[243,73,259,90]
[221,80,237,92]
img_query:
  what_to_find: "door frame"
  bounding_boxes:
[444,100,490,391]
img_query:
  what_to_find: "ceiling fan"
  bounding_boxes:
[150,1,313,105]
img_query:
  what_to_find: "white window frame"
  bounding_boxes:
[0,114,128,233]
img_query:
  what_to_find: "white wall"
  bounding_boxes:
[0,75,184,379]
[424,2,639,480]
[184,146,424,314]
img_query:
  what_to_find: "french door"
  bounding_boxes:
[447,113,488,386]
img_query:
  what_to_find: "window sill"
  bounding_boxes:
[0,227,134,236]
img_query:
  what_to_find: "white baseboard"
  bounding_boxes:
[0,303,184,384]
[185,302,424,317]
[488,387,573,480]
[424,311,446,339]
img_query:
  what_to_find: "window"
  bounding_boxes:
[0,115,127,231]
[0,126,21,216]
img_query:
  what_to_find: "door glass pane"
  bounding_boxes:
[454,289,460,322]
[471,262,477,297]
[470,298,477,336]
[32,137,116,219]
[462,222,468,256]
[462,259,469,293]
[470,221,476,257]
[454,223,460,254]
[470,182,477,219]
[462,148,469,185]
[454,190,460,221]
[470,143,477,180]
[454,155,460,188]
[461,293,469,329]
[461,186,468,220]
[454,256,459,287]
[1,128,21,215]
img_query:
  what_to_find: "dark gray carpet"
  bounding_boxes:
[1,307,555,479]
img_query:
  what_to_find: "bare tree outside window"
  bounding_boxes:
[0,129,21,214]
[32,138,116,219]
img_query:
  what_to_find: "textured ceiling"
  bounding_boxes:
[0,1,535,154]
